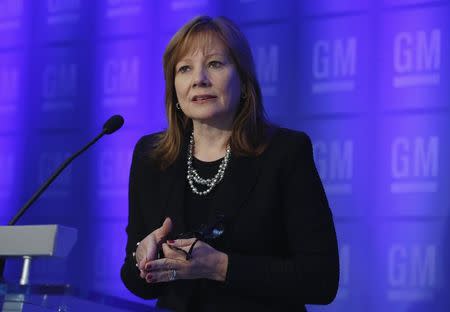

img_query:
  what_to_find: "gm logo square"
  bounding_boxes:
[374,221,447,310]
[383,0,442,7]
[300,0,369,15]
[224,0,294,23]
[298,119,370,217]
[91,130,141,218]
[94,40,153,128]
[379,7,449,110]
[0,52,24,132]
[24,133,85,218]
[92,219,128,295]
[98,0,153,36]
[244,24,295,123]
[33,47,88,129]
[307,221,370,312]
[0,0,28,48]
[299,15,369,115]
[377,115,450,216]
[0,135,21,217]
[34,0,88,42]
[158,0,221,33]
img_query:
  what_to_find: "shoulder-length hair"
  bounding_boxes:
[152,16,272,170]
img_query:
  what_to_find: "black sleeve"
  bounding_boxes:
[120,137,166,299]
[224,132,339,304]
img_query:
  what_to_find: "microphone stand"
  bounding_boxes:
[0,131,104,282]
[0,114,124,282]
[8,131,104,226]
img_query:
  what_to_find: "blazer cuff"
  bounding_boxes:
[121,258,164,299]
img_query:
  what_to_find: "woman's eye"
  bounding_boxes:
[178,65,190,73]
[208,61,223,69]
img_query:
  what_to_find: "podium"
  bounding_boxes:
[0,225,76,286]
[0,225,158,311]
[0,283,160,311]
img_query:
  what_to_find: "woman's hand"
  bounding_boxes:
[142,238,228,283]
[135,217,173,279]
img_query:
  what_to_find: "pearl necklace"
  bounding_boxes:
[186,132,231,196]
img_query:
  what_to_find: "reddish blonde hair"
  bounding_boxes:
[152,16,271,170]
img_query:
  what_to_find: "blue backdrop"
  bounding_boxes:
[0,0,449,311]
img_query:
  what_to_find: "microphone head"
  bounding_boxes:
[103,115,124,134]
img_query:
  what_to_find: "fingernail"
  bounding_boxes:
[168,240,175,243]
[146,274,152,282]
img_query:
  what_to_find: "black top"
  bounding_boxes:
[184,157,224,312]
[184,157,224,233]
[120,128,339,312]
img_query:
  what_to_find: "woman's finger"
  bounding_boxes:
[161,243,187,260]
[154,217,173,242]
[145,257,183,272]
[138,254,147,271]
[167,238,197,247]
[145,267,181,283]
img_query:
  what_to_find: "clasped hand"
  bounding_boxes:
[135,217,228,284]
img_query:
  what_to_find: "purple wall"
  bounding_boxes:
[0,0,448,311]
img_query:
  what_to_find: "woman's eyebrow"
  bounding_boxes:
[204,52,226,58]
[177,57,192,63]
[177,52,227,64]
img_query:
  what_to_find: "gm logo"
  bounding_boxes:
[106,0,142,18]
[103,56,140,107]
[0,0,23,31]
[39,152,72,197]
[97,149,132,198]
[170,0,208,11]
[312,37,357,93]
[388,244,436,301]
[255,44,279,97]
[94,242,122,279]
[0,64,19,112]
[390,136,439,193]
[42,63,77,112]
[46,0,81,25]
[393,29,440,88]
[314,140,353,194]
[0,151,15,198]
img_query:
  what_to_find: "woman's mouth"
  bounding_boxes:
[192,95,217,103]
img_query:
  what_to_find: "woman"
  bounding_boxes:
[121,16,339,311]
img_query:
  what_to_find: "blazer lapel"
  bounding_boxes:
[210,154,262,224]
[159,146,188,237]
[159,134,264,236]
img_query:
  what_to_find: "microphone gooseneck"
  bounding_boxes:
[1,115,125,282]
[7,115,125,226]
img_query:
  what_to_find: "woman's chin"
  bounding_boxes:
[189,113,233,127]
[188,111,224,121]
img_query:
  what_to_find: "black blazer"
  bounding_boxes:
[121,128,339,312]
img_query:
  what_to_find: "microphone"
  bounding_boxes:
[9,114,124,225]
[0,115,124,281]
[103,114,124,135]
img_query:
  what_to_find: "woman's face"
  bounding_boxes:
[174,36,241,128]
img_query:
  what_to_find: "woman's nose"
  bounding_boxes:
[192,67,211,87]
